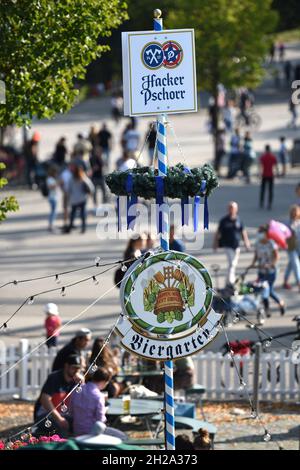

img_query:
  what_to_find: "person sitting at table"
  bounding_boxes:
[174,356,195,390]
[175,434,195,450]
[69,366,127,440]
[141,359,164,394]
[88,337,121,397]
[34,354,83,436]
[193,428,212,450]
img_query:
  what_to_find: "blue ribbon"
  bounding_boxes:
[200,180,209,230]
[193,196,200,232]
[117,196,121,232]
[181,166,191,227]
[155,176,164,234]
[204,195,209,230]
[192,180,209,231]
[125,174,137,230]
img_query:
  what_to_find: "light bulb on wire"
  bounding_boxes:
[61,403,68,413]
[45,419,52,428]
[61,287,66,297]
[55,274,61,285]
[28,296,34,305]
[95,256,101,266]
[263,431,271,442]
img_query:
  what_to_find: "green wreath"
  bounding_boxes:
[105,163,218,199]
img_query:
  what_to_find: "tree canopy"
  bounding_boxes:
[166,0,278,94]
[0,163,19,222]
[0,0,127,126]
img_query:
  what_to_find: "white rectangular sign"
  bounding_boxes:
[122,29,197,116]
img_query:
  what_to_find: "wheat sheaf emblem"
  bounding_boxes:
[143,266,195,324]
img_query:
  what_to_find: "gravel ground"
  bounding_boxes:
[0,400,299,450]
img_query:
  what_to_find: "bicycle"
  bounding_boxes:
[235,108,262,130]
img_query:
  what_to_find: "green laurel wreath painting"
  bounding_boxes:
[121,251,213,335]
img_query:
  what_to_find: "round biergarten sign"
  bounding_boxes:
[117,251,222,361]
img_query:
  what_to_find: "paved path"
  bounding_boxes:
[1,43,300,351]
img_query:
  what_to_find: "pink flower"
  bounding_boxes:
[49,434,64,442]
[12,440,24,449]
[0,440,5,450]
[38,436,51,443]
[28,437,38,445]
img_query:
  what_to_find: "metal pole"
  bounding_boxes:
[253,342,261,417]
[153,8,175,451]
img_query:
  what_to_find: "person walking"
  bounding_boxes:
[123,122,140,156]
[67,165,94,234]
[214,129,226,175]
[249,225,285,317]
[23,132,40,189]
[213,202,250,286]
[241,131,256,183]
[44,303,62,348]
[90,146,107,207]
[46,166,59,233]
[59,163,72,231]
[288,98,297,129]
[227,128,241,178]
[98,123,112,168]
[146,122,157,165]
[278,136,288,177]
[283,205,300,291]
[259,145,278,210]
[53,137,68,168]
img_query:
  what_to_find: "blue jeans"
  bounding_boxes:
[69,202,87,233]
[284,250,300,284]
[258,270,281,305]
[48,198,57,228]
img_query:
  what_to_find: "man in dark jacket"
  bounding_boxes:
[52,328,91,371]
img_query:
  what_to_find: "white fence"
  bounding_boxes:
[0,340,299,401]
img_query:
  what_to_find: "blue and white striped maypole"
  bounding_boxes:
[154,8,175,451]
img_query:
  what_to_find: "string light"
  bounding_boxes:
[55,275,61,285]
[93,276,99,286]
[61,403,68,413]
[27,296,34,305]
[250,410,257,419]
[91,364,98,372]
[0,257,134,291]
[95,256,101,266]
[265,338,272,348]
[0,262,129,331]
[238,380,246,391]
[263,431,271,442]
[61,287,66,297]
[76,384,82,393]
[121,264,128,272]
[232,314,239,324]
[44,419,52,428]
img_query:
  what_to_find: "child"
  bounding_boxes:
[44,303,61,348]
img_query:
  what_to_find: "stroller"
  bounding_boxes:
[212,268,267,326]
